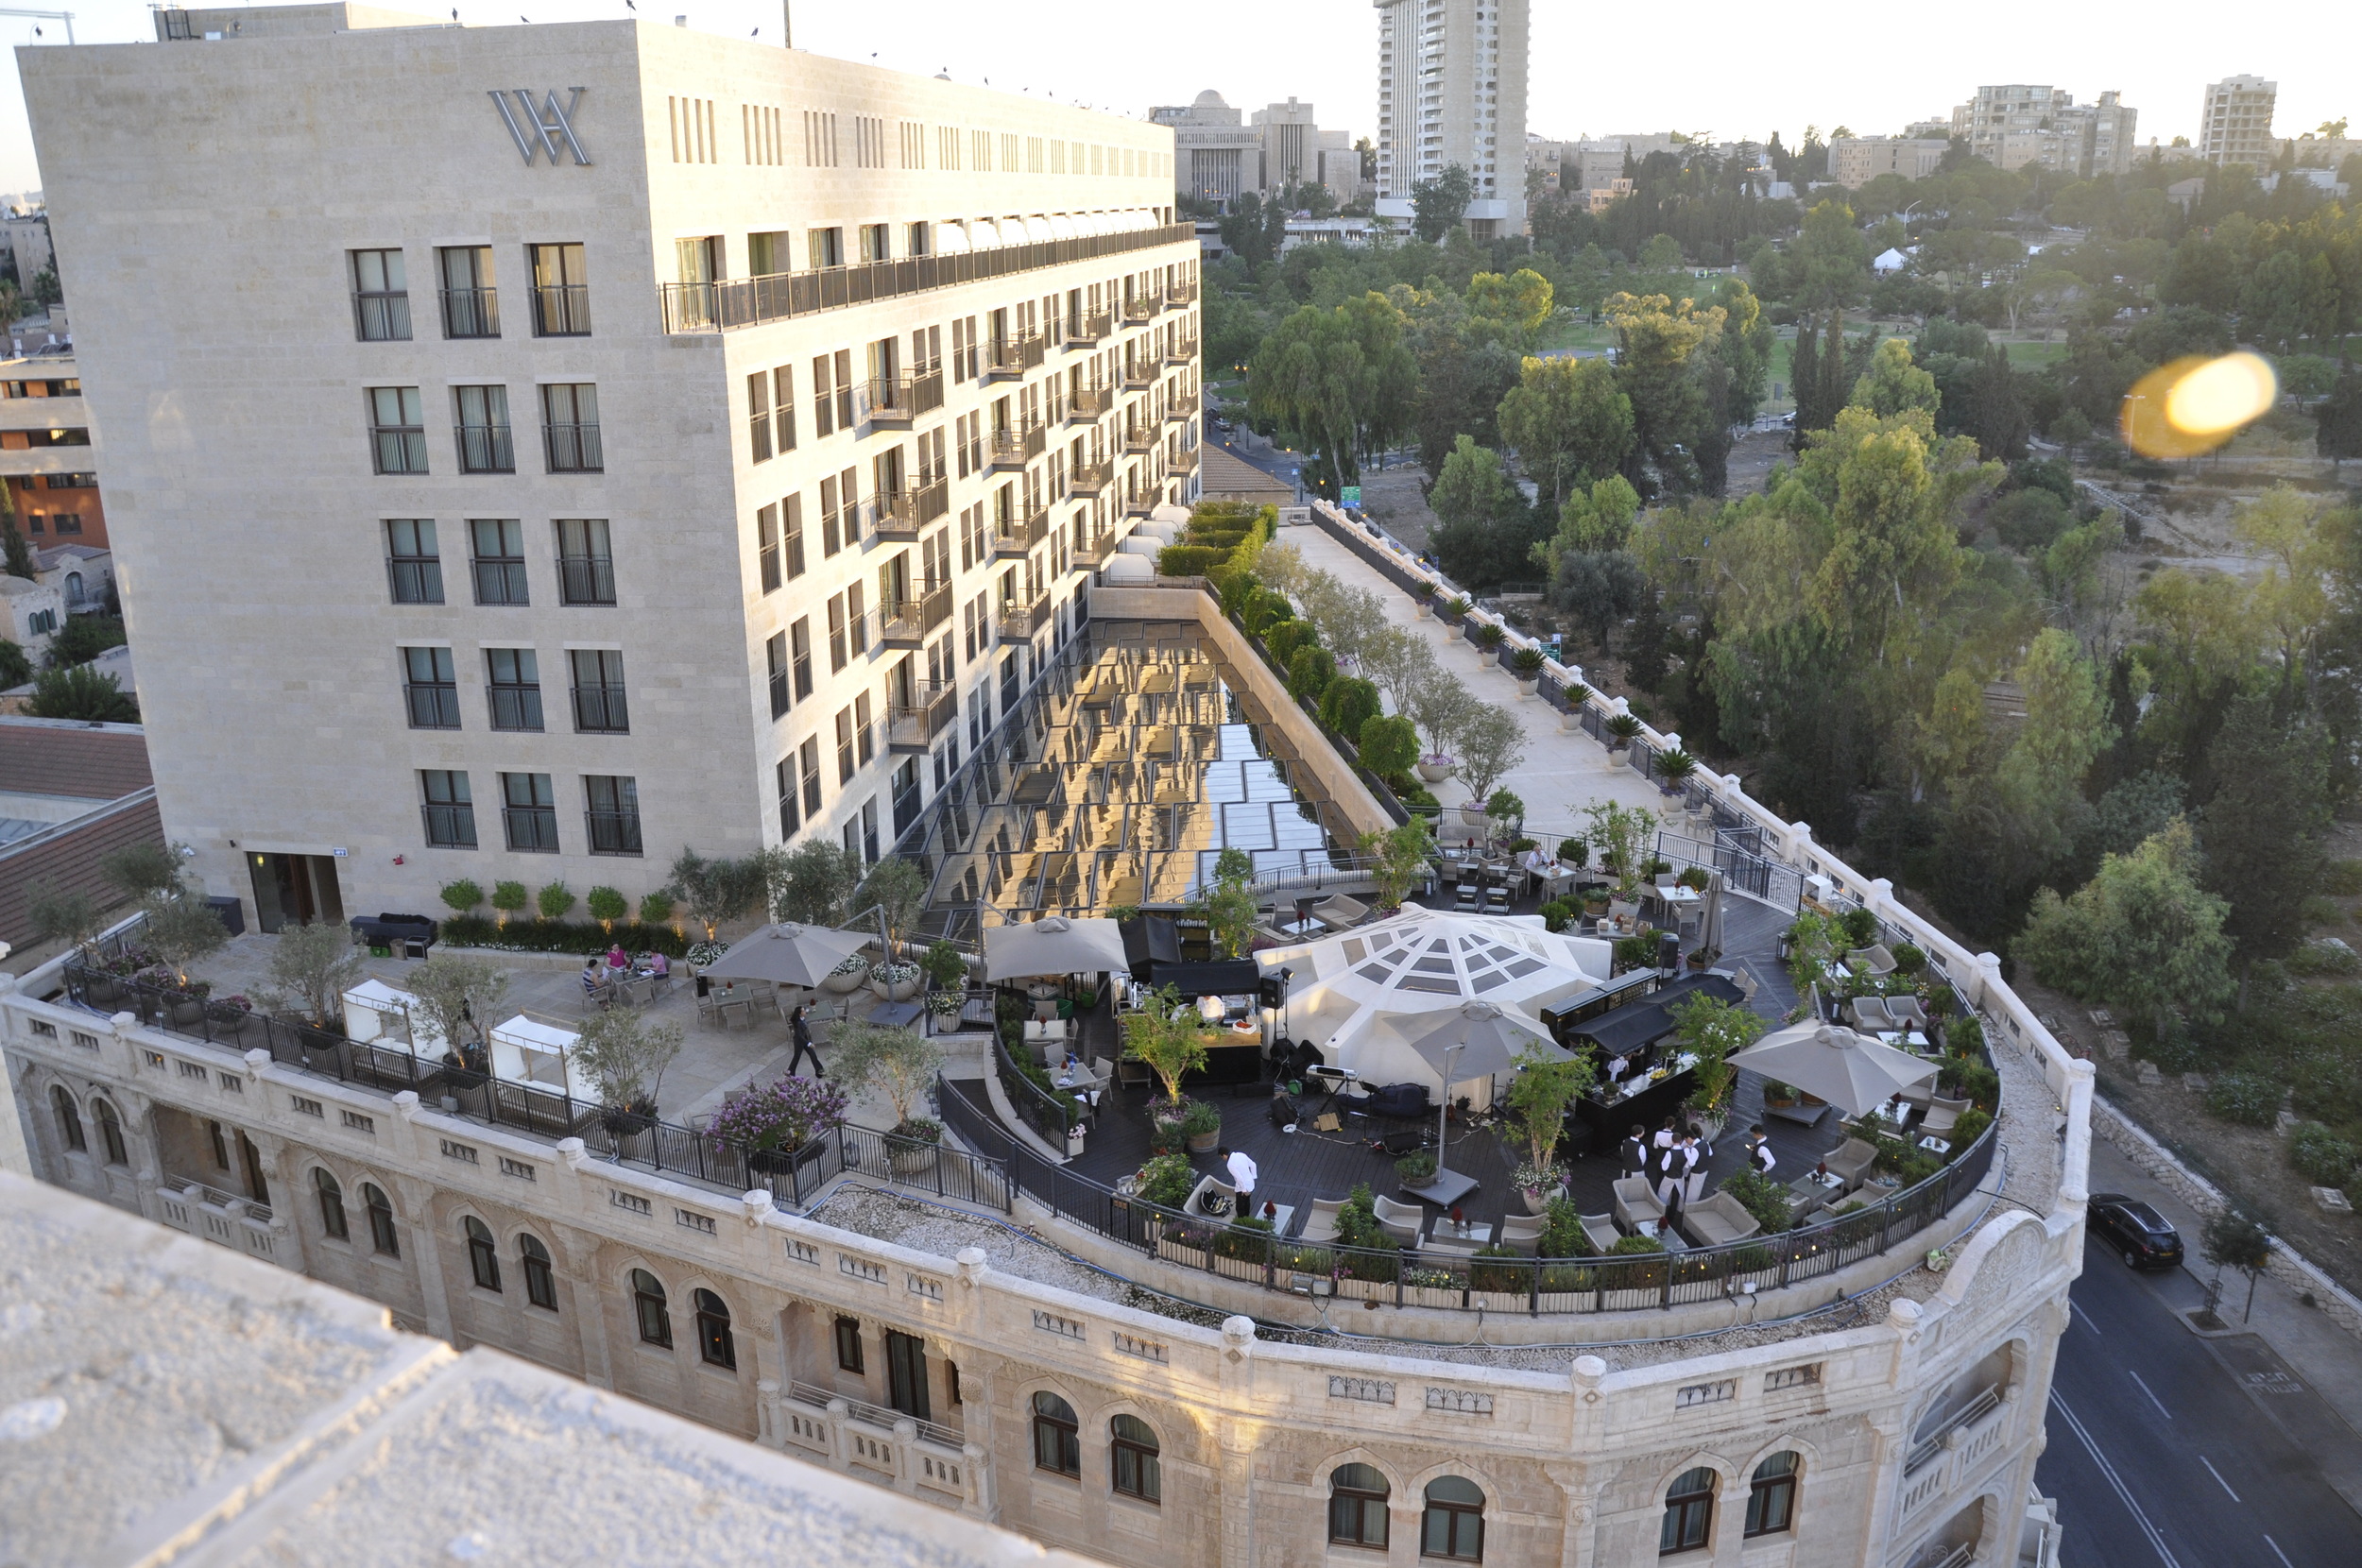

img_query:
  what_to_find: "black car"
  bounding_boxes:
[2089,1193,2183,1270]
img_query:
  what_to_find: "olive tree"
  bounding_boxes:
[573,1004,686,1116]
[261,920,368,1028]
[1453,703,1529,808]
[404,953,508,1060]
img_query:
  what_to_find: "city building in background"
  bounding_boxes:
[2199,75,2279,167]
[0,348,105,549]
[1247,97,1362,203]
[1949,85,2138,177]
[1150,90,1260,206]
[1830,137,1951,188]
[1372,0,1528,237]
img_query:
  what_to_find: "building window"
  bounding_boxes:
[1660,1468,1716,1556]
[770,366,796,453]
[1110,1414,1161,1504]
[502,772,558,853]
[1422,1476,1485,1561]
[884,1328,931,1421]
[315,1168,348,1240]
[747,371,774,464]
[756,504,782,592]
[385,519,442,604]
[470,519,529,605]
[351,247,410,341]
[51,1086,84,1152]
[776,754,801,838]
[631,1269,672,1346]
[419,769,477,848]
[556,518,615,605]
[528,242,590,336]
[693,1288,736,1370]
[835,707,856,783]
[584,775,642,856]
[436,244,499,338]
[368,386,427,474]
[454,384,514,473]
[569,648,628,733]
[1031,1391,1080,1477]
[791,620,813,700]
[1744,1454,1798,1538]
[402,646,461,729]
[1329,1463,1391,1549]
[520,1234,558,1310]
[91,1099,127,1166]
[486,649,543,732]
[833,1315,864,1372]
[363,1183,400,1256]
[541,383,602,472]
[765,632,792,719]
[465,1216,503,1292]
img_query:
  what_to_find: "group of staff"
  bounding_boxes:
[1618,1116,1777,1227]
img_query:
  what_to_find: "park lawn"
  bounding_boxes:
[1535,317,1617,354]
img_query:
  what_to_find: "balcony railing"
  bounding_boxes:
[874,477,950,537]
[1123,491,1155,519]
[503,805,559,852]
[454,423,514,474]
[1074,532,1116,568]
[657,223,1195,333]
[471,558,528,605]
[420,802,477,848]
[571,683,630,734]
[558,554,616,605]
[488,686,544,732]
[997,592,1051,640]
[1169,279,1199,305]
[878,579,953,647]
[865,367,946,426]
[1068,384,1113,420]
[1165,335,1199,365]
[543,422,603,473]
[403,682,461,730]
[1067,461,1112,498]
[994,507,1049,557]
[439,286,500,339]
[1174,446,1200,475]
[386,557,443,605]
[985,423,1047,471]
[371,427,428,475]
[586,808,642,856]
[532,283,591,337]
[352,291,412,342]
[887,684,959,752]
[1121,361,1155,390]
[1121,293,1158,323]
[984,332,1046,381]
[1122,426,1156,454]
[1067,309,1112,343]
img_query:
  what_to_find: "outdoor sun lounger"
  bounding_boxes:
[1299,1198,1344,1244]
[1682,1190,1764,1247]
[1613,1177,1665,1234]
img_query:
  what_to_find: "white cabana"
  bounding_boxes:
[1048,214,1078,241]
[342,978,442,1055]
[1148,503,1191,527]
[1100,554,1155,584]
[1021,215,1054,245]
[1873,247,1909,274]
[1257,908,1611,1099]
[968,218,1004,248]
[488,1014,592,1099]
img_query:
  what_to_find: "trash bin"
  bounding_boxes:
[202,895,246,937]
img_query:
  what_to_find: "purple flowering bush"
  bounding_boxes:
[710,1073,848,1151]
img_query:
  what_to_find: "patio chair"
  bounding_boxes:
[1612,1176,1665,1234]
[1682,1190,1763,1247]
[1580,1212,1621,1253]
[1901,1080,1936,1112]
[1184,1173,1240,1219]
[1372,1195,1425,1248]
[1847,944,1899,979]
[1481,880,1510,914]
[1299,1198,1344,1244]
[1498,1213,1547,1255]
[1823,1136,1880,1190]
[1846,996,1894,1031]
[1311,894,1370,929]
[1884,995,1930,1031]
[1085,1057,1118,1096]
[1919,1096,1971,1139]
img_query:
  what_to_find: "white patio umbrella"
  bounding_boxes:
[983,915,1129,980]
[1725,1021,1938,1117]
[697,922,873,987]
[1393,1000,1563,1197]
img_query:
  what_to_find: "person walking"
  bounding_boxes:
[1746,1124,1777,1178]
[786,1002,825,1079]
[1619,1123,1650,1179]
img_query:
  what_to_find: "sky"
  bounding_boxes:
[0,0,2354,196]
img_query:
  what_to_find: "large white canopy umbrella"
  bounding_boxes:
[1726,1021,1938,1117]
[983,915,1129,981]
[1394,1001,1564,1198]
[697,922,873,987]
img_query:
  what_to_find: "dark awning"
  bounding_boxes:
[1569,974,1744,1057]
[1148,959,1262,997]
[1120,915,1181,980]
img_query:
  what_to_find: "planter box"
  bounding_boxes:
[1185,1127,1220,1154]
[821,968,866,994]
[868,973,921,1002]
[888,1139,941,1178]
[1416,760,1452,783]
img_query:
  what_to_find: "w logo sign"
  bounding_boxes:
[491,89,592,166]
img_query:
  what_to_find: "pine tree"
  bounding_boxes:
[1817,310,1852,432]
[2318,354,2362,470]
[1789,313,1822,444]
[1968,344,2029,460]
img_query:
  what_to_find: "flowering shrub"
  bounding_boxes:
[710,1074,848,1150]
[686,940,730,968]
[869,961,920,986]
[830,953,870,978]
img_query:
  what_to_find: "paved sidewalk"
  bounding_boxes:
[1289,524,1669,845]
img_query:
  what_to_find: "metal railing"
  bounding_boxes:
[657,225,1193,333]
[1070,384,1114,419]
[1169,279,1199,305]
[1068,309,1112,342]
[454,423,514,473]
[471,557,529,605]
[1904,1385,2003,1474]
[370,426,428,475]
[879,580,953,646]
[503,805,558,851]
[571,683,630,734]
[1068,461,1112,497]
[531,283,591,337]
[403,681,461,729]
[386,557,443,605]
[438,286,500,339]
[543,422,603,473]
[1122,425,1156,452]
[983,333,1046,380]
[1074,532,1117,568]
[865,368,945,425]
[997,592,1051,640]
[558,554,616,606]
[585,808,643,856]
[352,291,412,342]
[994,508,1049,556]
[985,423,1047,469]
[1121,293,1158,322]
[1165,336,1199,365]
[420,803,476,848]
[1122,361,1155,389]
[888,684,959,751]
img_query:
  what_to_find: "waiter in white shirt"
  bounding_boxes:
[1224,1147,1258,1208]
[1746,1124,1776,1178]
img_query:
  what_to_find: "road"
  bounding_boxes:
[2038,1236,2362,1567]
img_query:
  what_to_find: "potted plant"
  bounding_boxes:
[1604,713,1642,751]
[832,1020,947,1175]
[1441,595,1472,622]
[712,1073,849,1174]
[1672,993,1763,1146]
[1504,1043,1594,1212]
[822,952,870,994]
[1395,1150,1439,1188]
[574,1002,687,1135]
[1412,580,1436,618]
[1417,752,1457,784]
[1558,837,1588,869]
[1472,622,1506,659]
[1122,982,1209,1112]
[1676,865,1710,892]
[1180,1098,1222,1154]
[867,959,922,1001]
[919,939,968,997]
[924,990,966,1031]
[1131,1151,1197,1210]
[1508,646,1545,692]
[1760,1078,1801,1112]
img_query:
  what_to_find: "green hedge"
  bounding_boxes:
[439,914,689,958]
[1266,619,1321,667]
[1155,544,1227,576]
[1321,677,1380,742]
[1287,646,1336,703]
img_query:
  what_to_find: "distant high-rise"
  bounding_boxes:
[1950,85,2137,178]
[1372,0,1528,238]
[2199,75,2278,168]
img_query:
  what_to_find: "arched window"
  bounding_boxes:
[93,1099,128,1166]
[1031,1390,1080,1477]
[362,1183,399,1256]
[1110,1413,1160,1503]
[1328,1463,1391,1550]
[464,1217,502,1292]
[51,1086,85,1153]
[314,1168,348,1240]
[693,1288,736,1370]
[1745,1453,1799,1538]
[1659,1467,1716,1556]
[520,1234,557,1311]
[631,1269,672,1347]
[1422,1475,1485,1561]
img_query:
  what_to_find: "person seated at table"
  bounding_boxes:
[580,960,608,1005]
[605,943,630,974]
[644,950,671,979]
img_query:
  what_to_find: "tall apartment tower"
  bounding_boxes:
[1372,0,1529,238]
[2199,75,2279,167]
[23,7,1200,932]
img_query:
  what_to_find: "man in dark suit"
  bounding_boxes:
[1619,1123,1650,1178]
[787,1003,825,1078]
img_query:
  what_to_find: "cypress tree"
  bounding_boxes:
[1819,310,1851,425]
[2318,354,2362,470]
[1789,313,1822,442]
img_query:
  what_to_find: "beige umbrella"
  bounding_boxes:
[1395,1000,1562,1197]
[698,922,873,987]
[983,915,1130,981]
[1726,1021,1938,1117]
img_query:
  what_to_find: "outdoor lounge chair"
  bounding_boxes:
[1823,1136,1881,1190]
[1884,995,1930,1031]
[1847,944,1900,978]
[1299,1198,1344,1244]
[1919,1096,1971,1139]
[1311,894,1371,929]
[1613,1176,1665,1233]
[1683,1190,1764,1247]
[1846,996,1894,1031]
[1184,1173,1240,1219]
[1580,1212,1621,1253]
[1498,1214,1547,1255]
[1372,1195,1425,1247]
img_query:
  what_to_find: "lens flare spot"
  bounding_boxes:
[2165,352,2277,436]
